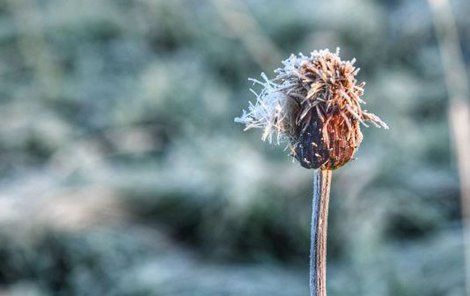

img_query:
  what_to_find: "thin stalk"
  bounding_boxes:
[427,0,470,293]
[310,169,332,296]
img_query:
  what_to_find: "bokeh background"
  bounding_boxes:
[0,0,469,295]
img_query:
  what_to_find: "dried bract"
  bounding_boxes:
[235,48,388,169]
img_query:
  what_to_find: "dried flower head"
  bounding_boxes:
[235,48,388,170]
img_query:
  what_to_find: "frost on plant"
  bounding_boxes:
[235,48,388,170]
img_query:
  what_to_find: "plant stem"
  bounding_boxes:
[310,169,332,296]
[427,0,470,293]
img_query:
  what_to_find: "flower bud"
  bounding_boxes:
[235,48,387,169]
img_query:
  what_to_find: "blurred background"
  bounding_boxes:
[0,0,469,295]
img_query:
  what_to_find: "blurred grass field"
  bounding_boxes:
[0,0,469,295]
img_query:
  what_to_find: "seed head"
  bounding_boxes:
[235,48,388,170]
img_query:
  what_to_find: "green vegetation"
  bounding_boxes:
[0,0,467,295]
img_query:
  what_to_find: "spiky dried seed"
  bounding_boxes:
[235,48,388,169]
